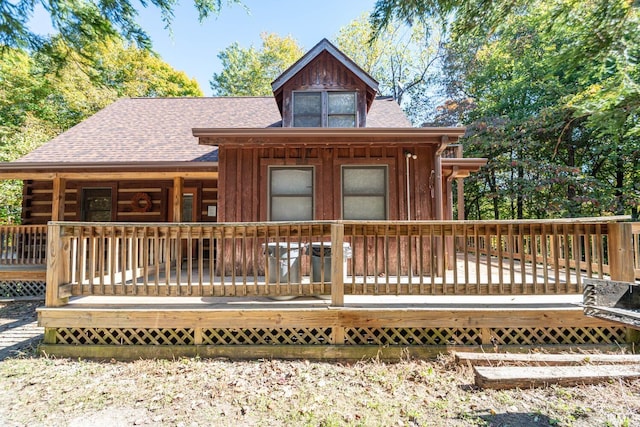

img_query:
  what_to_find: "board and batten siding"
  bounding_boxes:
[217,145,437,222]
[277,51,375,128]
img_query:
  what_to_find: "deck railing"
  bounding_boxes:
[44,217,635,307]
[0,225,47,265]
[633,223,640,279]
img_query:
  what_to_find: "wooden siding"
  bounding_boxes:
[218,145,437,223]
[279,51,374,127]
[21,179,218,224]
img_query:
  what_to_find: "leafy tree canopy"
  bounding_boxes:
[371,0,640,219]
[337,13,444,125]
[210,33,304,96]
[0,0,243,52]
[0,37,202,222]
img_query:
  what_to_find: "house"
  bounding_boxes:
[1,40,633,360]
[4,39,485,228]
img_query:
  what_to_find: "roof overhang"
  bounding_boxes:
[194,127,466,147]
[441,158,488,179]
[0,161,218,180]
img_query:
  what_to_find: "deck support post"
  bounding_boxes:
[608,222,635,283]
[434,136,448,277]
[481,328,493,345]
[445,177,455,270]
[456,145,465,221]
[330,223,345,307]
[45,223,70,307]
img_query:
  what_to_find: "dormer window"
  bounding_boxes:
[293,91,356,127]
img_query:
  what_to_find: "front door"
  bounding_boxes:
[168,188,198,223]
[168,188,199,262]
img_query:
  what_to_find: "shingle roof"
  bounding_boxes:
[17,96,411,163]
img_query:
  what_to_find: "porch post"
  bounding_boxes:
[435,136,448,276]
[445,177,455,269]
[173,176,184,222]
[51,176,66,222]
[45,223,70,307]
[608,221,635,282]
[456,145,465,221]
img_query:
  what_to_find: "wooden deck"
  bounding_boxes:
[0,217,632,360]
[0,225,47,298]
[37,292,628,360]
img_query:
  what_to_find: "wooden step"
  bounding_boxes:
[455,351,640,366]
[474,364,640,389]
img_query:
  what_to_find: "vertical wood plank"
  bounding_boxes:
[608,222,635,282]
[497,224,504,294]
[552,224,560,290]
[173,177,184,223]
[474,224,480,294]
[51,176,66,222]
[331,223,345,307]
[45,223,68,307]
[596,224,604,279]
[541,224,549,293]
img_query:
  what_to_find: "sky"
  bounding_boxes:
[89,0,378,95]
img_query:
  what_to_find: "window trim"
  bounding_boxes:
[341,165,388,220]
[292,90,357,128]
[268,166,315,221]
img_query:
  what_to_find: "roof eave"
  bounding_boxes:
[193,127,466,140]
[0,161,218,180]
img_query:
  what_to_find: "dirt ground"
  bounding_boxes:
[0,301,638,427]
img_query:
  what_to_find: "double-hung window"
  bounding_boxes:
[342,166,387,220]
[293,91,356,127]
[269,167,314,221]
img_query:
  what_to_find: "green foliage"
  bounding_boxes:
[336,13,444,125]
[210,33,304,96]
[373,0,640,219]
[0,0,243,52]
[0,37,203,223]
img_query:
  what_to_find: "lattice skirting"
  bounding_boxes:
[0,280,46,298]
[50,326,627,346]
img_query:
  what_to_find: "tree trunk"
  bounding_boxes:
[517,165,524,219]
[567,143,577,217]
[615,152,625,215]
[488,171,499,220]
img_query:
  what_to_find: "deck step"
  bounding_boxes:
[455,351,640,366]
[474,364,640,389]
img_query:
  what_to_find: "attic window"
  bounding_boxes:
[293,91,356,127]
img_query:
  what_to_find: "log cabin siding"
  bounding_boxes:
[217,145,437,222]
[21,179,218,224]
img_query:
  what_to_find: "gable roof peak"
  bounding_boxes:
[271,38,379,93]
